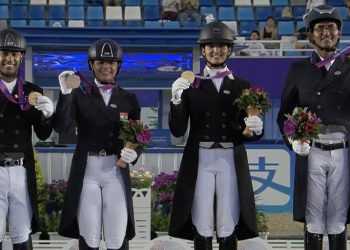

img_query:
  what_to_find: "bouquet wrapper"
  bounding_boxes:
[117,141,139,168]
[243,105,261,137]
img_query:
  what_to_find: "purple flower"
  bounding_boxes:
[283,119,297,136]
[136,130,152,144]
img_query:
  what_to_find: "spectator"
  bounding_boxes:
[260,16,278,40]
[161,0,180,21]
[178,0,202,27]
[293,27,314,50]
[260,16,279,52]
[244,30,266,56]
[303,0,326,21]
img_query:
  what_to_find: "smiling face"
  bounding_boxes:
[201,43,231,69]
[0,50,22,82]
[309,21,341,56]
[89,59,120,83]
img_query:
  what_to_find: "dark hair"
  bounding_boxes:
[251,30,260,36]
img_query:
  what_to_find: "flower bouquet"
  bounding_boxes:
[235,87,271,137]
[283,107,322,144]
[118,120,152,168]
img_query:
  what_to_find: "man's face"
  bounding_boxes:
[90,60,119,83]
[0,50,22,81]
[310,21,341,51]
[202,43,231,68]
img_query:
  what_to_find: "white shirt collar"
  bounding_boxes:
[203,66,234,80]
[2,78,17,93]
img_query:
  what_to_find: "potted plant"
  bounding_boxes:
[151,171,178,237]
[130,166,153,240]
[256,207,269,240]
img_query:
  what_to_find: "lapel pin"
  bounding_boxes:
[110,104,117,108]
[223,90,230,94]
[334,71,341,76]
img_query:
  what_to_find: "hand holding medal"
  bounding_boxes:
[28,92,42,106]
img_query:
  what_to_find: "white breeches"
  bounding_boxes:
[0,166,32,243]
[77,155,128,249]
[192,148,240,238]
[306,146,349,234]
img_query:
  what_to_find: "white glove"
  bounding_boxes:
[58,70,75,95]
[292,140,310,156]
[34,95,54,118]
[171,77,190,105]
[244,115,263,135]
[120,147,138,164]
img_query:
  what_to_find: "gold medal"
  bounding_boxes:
[181,71,195,84]
[66,74,81,89]
[28,92,42,106]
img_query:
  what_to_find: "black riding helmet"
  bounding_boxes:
[88,39,123,70]
[198,21,234,67]
[198,21,234,46]
[0,28,26,53]
[305,5,342,52]
[305,4,342,32]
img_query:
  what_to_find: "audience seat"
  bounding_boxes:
[271,0,288,6]
[11,5,28,20]
[237,7,254,21]
[255,7,272,21]
[218,6,235,21]
[29,19,46,27]
[216,0,233,7]
[124,6,141,20]
[277,20,295,35]
[252,0,270,6]
[239,21,257,36]
[0,6,9,20]
[29,6,46,20]
[87,6,104,20]
[68,6,84,20]
[144,6,160,21]
[105,6,123,20]
[48,6,65,19]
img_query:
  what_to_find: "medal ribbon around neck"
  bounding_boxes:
[0,77,31,111]
[182,70,233,88]
[75,71,117,94]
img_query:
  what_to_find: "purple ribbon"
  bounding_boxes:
[75,71,117,94]
[0,77,30,111]
[315,45,350,68]
[193,70,233,88]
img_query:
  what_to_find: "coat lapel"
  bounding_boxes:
[318,57,346,90]
[89,86,118,122]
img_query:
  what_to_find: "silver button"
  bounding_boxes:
[204,135,209,139]
[221,135,227,139]
[222,124,227,128]
[14,130,20,135]
[316,91,321,95]
[0,113,3,118]
[316,105,321,109]
[205,124,210,128]
[337,105,341,109]
[222,112,227,116]
[0,129,4,133]
[13,144,18,149]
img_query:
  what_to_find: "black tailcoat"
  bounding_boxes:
[277,52,350,223]
[0,81,53,233]
[54,84,141,239]
[168,76,261,240]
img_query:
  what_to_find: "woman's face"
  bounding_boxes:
[267,18,275,27]
[202,43,231,68]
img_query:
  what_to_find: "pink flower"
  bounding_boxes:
[136,130,152,144]
[283,119,297,136]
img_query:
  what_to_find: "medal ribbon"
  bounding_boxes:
[75,71,117,94]
[193,70,233,88]
[0,77,30,111]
